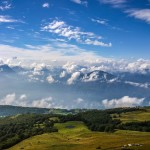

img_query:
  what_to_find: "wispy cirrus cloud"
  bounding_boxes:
[0,1,11,11]
[100,0,126,7]
[70,0,88,6]
[91,18,108,25]
[41,19,112,47]
[0,15,23,23]
[126,9,150,24]
[0,43,99,63]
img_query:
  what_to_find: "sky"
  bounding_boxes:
[0,0,150,62]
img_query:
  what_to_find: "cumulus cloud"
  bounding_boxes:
[20,94,27,100]
[0,93,16,105]
[67,72,81,84]
[42,3,49,8]
[32,97,53,108]
[60,71,67,78]
[82,71,99,82]
[102,96,144,108]
[63,62,79,73]
[1,44,150,74]
[0,93,28,106]
[126,9,150,24]
[41,19,111,47]
[0,93,57,108]
[46,75,55,84]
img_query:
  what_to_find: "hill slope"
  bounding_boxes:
[9,121,150,150]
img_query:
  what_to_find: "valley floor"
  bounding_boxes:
[9,121,150,150]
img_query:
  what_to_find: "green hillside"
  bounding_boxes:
[9,121,150,150]
[114,107,150,123]
[1,107,150,150]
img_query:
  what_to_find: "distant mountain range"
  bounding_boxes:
[0,64,150,109]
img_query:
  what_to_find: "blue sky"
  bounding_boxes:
[0,0,150,60]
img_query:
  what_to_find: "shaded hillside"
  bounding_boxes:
[0,105,49,117]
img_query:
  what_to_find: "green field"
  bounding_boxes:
[115,107,150,123]
[9,121,150,150]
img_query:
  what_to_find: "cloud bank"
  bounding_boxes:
[102,96,144,108]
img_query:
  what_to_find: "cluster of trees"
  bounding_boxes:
[59,108,148,133]
[105,107,144,114]
[60,110,121,132]
[0,114,58,150]
[78,110,121,132]
[118,121,150,132]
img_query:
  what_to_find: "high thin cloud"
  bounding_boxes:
[100,0,126,7]
[0,15,18,23]
[71,0,88,6]
[102,96,144,108]
[0,43,99,62]
[126,9,150,24]
[0,1,11,11]
[91,18,108,25]
[42,19,112,47]
[125,81,149,89]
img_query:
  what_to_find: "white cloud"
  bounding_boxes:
[41,19,111,47]
[100,0,126,7]
[71,0,88,6]
[0,93,16,105]
[0,94,62,109]
[76,98,84,104]
[84,39,112,47]
[20,94,27,100]
[0,15,18,23]
[91,18,108,25]
[60,71,67,78]
[42,3,49,8]
[0,1,11,11]
[126,9,150,24]
[1,44,150,74]
[67,71,81,84]
[125,81,149,89]
[63,62,79,73]
[0,93,28,106]
[82,71,99,82]
[32,97,53,108]
[46,75,55,84]
[102,96,144,108]
[0,43,99,63]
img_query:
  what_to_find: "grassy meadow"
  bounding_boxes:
[114,107,150,123]
[9,121,150,150]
